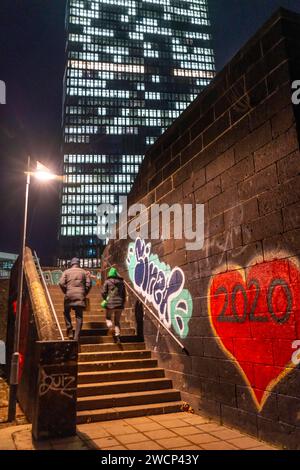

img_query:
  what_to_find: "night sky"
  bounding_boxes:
[0,0,300,265]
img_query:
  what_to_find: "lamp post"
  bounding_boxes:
[8,157,58,422]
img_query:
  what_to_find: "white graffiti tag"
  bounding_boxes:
[39,369,76,399]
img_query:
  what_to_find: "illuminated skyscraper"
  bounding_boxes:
[59,0,215,267]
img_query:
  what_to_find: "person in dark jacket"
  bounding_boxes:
[59,258,91,340]
[102,267,126,343]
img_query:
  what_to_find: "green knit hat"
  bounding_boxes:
[108,267,118,278]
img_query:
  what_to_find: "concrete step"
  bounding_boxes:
[76,401,183,424]
[60,332,134,343]
[78,378,173,397]
[51,292,100,296]
[53,302,105,315]
[54,307,103,313]
[59,321,131,330]
[77,388,181,411]
[57,312,125,317]
[50,298,102,303]
[78,350,151,362]
[50,295,101,301]
[48,286,100,293]
[78,358,158,373]
[79,336,141,345]
[80,342,146,353]
[78,367,165,384]
[66,328,135,337]
[57,318,131,325]
[54,301,103,305]
[57,314,108,321]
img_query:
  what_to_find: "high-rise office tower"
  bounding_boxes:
[59,0,215,267]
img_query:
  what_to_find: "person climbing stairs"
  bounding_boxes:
[47,284,183,424]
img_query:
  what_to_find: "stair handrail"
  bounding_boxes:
[102,258,189,356]
[33,251,64,340]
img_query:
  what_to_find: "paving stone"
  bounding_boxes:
[210,428,245,440]
[117,433,150,445]
[132,422,164,432]
[249,445,277,450]
[159,436,192,449]
[126,440,163,450]
[0,438,16,450]
[197,423,224,433]
[228,436,265,449]
[179,445,203,450]
[0,413,278,451]
[160,419,189,429]
[101,422,136,435]
[182,416,211,425]
[145,429,178,440]
[12,430,36,450]
[150,412,187,422]
[187,433,220,445]
[125,417,152,425]
[173,426,203,436]
[92,436,120,449]
[200,441,239,450]
[105,445,127,450]
[77,425,110,440]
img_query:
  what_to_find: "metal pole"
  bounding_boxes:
[8,156,31,422]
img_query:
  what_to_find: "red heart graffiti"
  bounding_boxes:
[209,259,300,409]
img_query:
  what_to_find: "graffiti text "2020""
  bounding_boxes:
[215,278,293,324]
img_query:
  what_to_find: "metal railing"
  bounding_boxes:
[34,251,64,340]
[102,258,189,356]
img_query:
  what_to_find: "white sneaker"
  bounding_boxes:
[106,319,113,329]
[115,326,120,337]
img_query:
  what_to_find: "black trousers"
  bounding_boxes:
[64,306,84,341]
[106,309,122,336]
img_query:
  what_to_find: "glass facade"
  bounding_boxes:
[59,0,215,267]
[0,252,18,279]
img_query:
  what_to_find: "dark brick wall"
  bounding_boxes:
[103,9,300,449]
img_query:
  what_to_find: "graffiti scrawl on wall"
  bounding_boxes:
[43,270,64,286]
[127,238,193,339]
[39,369,76,399]
[208,259,300,410]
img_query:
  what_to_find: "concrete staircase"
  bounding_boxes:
[47,285,183,424]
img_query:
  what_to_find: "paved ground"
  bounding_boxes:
[0,373,27,430]
[0,412,277,450]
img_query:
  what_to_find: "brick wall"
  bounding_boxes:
[103,9,300,449]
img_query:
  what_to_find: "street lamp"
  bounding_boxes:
[8,156,59,422]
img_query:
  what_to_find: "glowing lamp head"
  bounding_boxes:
[34,162,56,181]
[34,171,56,181]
